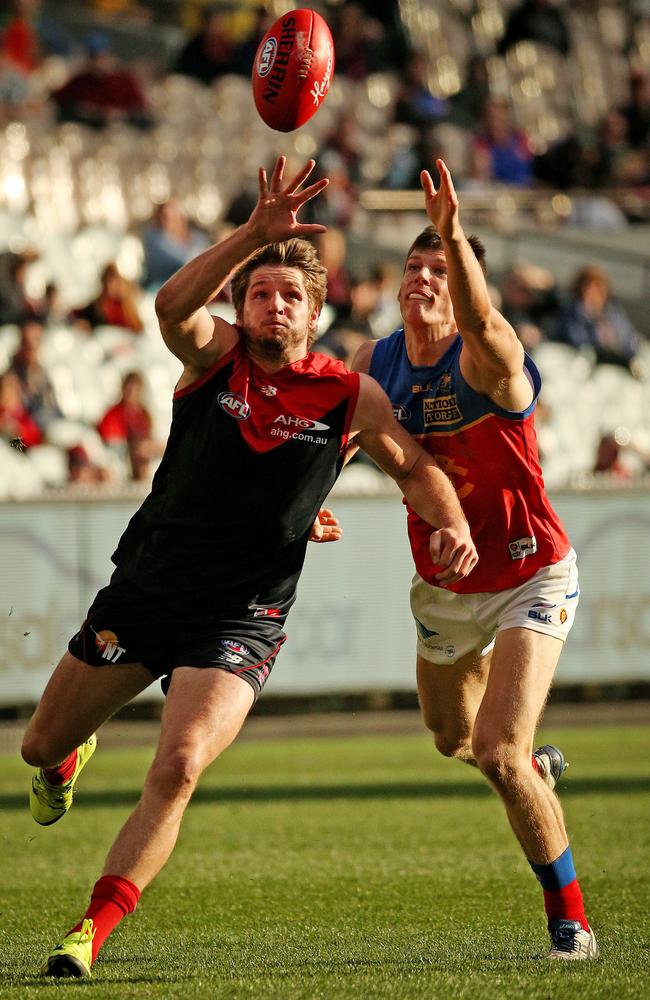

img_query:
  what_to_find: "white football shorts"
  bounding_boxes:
[411,548,579,665]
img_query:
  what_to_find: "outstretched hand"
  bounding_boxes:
[420,158,460,241]
[309,508,343,543]
[247,156,329,245]
[429,520,478,586]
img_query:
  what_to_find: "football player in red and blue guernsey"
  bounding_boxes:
[22,157,478,978]
[352,158,598,960]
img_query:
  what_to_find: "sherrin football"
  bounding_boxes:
[252,8,335,132]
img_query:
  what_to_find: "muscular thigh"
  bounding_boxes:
[474,627,564,755]
[23,651,154,763]
[417,649,490,750]
[153,666,255,771]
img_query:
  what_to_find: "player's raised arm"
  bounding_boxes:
[351,375,477,584]
[155,157,329,373]
[421,159,531,408]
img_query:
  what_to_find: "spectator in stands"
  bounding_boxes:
[394,52,450,128]
[71,262,144,334]
[305,151,356,229]
[9,317,60,431]
[141,198,211,290]
[554,265,640,370]
[0,49,30,121]
[0,249,44,326]
[375,260,402,337]
[589,109,647,188]
[1,0,41,74]
[497,0,570,57]
[0,368,42,449]
[592,433,631,480]
[42,281,67,326]
[619,68,650,150]
[346,269,385,339]
[321,114,364,186]
[66,444,111,485]
[471,98,534,186]
[173,6,237,85]
[317,325,371,370]
[312,228,352,319]
[449,55,490,132]
[331,2,389,79]
[500,264,559,352]
[50,31,154,130]
[230,8,273,77]
[97,370,161,481]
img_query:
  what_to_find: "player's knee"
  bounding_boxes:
[432,730,472,761]
[21,732,53,768]
[147,750,203,801]
[472,738,524,787]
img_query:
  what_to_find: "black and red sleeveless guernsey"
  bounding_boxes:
[109,340,360,617]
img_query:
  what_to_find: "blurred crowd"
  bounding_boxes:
[0,0,649,494]
[1,1,648,194]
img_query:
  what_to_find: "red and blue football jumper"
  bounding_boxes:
[369,330,570,593]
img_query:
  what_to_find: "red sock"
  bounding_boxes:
[69,875,141,963]
[531,754,541,776]
[43,750,78,785]
[543,879,589,931]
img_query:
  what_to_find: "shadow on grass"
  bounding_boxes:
[1,775,649,811]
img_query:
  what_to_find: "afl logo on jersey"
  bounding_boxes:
[218,392,251,420]
[392,404,410,422]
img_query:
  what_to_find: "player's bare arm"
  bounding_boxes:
[155,157,329,380]
[421,159,532,410]
[351,375,477,583]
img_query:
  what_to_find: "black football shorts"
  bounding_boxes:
[68,578,290,700]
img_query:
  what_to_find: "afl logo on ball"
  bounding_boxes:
[257,37,277,78]
[218,392,251,420]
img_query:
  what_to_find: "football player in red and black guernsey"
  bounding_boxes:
[351,159,598,960]
[23,156,478,979]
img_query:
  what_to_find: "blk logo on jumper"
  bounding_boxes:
[509,535,538,560]
[218,392,251,420]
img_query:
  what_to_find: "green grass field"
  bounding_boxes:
[0,723,648,999]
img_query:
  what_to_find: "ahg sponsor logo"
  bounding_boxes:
[271,427,327,445]
[273,414,329,431]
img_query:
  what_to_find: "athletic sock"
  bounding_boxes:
[529,845,589,931]
[43,750,78,785]
[531,754,541,776]
[69,875,141,963]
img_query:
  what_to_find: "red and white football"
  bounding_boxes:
[252,8,335,132]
